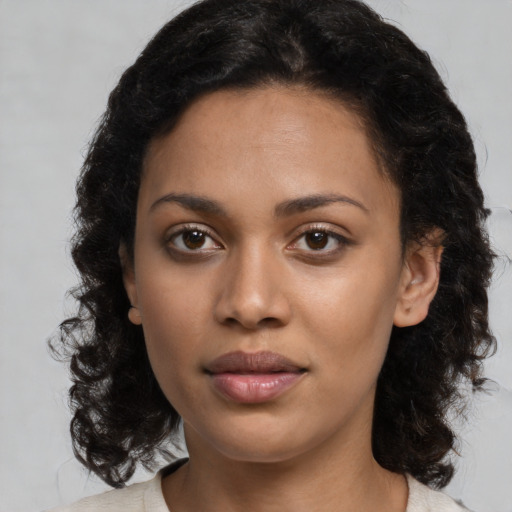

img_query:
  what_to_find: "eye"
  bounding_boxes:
[168,225,222,253]
[302,231,331,250]
[290,227,350,254]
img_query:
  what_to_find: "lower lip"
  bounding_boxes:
[210,372,304,403]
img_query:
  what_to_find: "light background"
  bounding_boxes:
[0,1,511,511]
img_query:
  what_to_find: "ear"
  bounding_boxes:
[119,243,142,325]
[393,229,444,328]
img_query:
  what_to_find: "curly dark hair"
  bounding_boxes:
[53,0,495,489]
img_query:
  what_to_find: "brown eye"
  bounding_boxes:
[169,226,221,253]
[290,227,349,255]
[305,231,329,250]
[182,230,206,249]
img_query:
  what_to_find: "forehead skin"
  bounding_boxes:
[142,86,399,230]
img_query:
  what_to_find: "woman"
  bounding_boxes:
[51,0,495,510]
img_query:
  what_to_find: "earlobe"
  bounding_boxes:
[128,305,142,325]
[119,243,142,325]
[393,230,444,328]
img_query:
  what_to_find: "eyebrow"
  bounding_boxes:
[150,193,227,216]
[150,192,368,217]
[274,193,369,217]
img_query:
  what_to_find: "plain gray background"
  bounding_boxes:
[1,1,511,511]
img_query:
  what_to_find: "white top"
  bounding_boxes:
[49,462,469,512]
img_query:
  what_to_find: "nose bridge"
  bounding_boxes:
[214,239,290,329]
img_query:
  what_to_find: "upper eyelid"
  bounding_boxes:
[166,223,217,239]
[290,223,351,241]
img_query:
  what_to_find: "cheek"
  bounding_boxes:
[137,274,210,376]
[140,300,205,414]
[138,259,213,331]
[300,266,400,337]
[298,261,401,382]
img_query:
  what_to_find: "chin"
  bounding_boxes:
[184,413,340,466]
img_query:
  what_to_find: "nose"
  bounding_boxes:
[213,244,292,330]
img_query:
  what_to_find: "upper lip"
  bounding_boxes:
[206,351,305,374]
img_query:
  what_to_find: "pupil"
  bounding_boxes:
[306,232,328,249]
[183,231,205,249]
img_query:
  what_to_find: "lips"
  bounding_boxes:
[206,351,306,404]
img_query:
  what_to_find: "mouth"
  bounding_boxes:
[205,351,307,404]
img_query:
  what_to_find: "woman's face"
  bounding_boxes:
[124,87,433,464]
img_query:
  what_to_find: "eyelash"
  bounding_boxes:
[165,223,351,258]
[166,224,221,254]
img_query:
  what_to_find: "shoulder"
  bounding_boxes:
[47,473,168,512]
[406,475,472,512]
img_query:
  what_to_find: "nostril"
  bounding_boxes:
[222,317,239,327]
[220,316,283,330]
[257,317,284,328]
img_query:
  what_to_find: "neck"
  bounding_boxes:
[162,423,408,512]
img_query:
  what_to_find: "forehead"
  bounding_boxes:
[141,86,399,219]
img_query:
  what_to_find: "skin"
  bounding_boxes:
[122,86,442,512]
